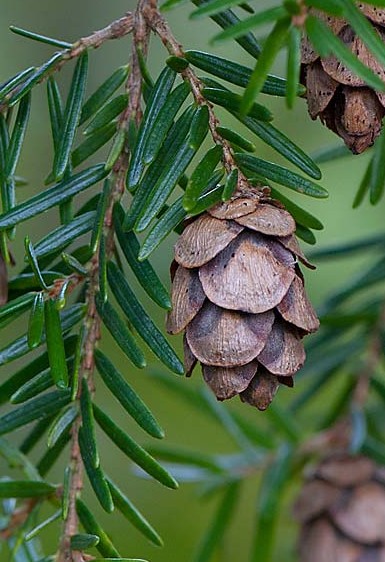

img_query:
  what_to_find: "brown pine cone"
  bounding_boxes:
[301,5,385,154]
[294,455,385,562]
[166,189,319,410]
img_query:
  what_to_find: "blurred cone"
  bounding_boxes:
[167,188,319,410]
[294,454,385,562]
[301,5,385,154]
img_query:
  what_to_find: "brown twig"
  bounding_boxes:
[123,0,151,128]
[56,264,100,562]
[56,3,151,562]
[69,13,134,56]
[0,13,134,111]
[143,5,252,194]
[0,499,37,541]
[0,4,147,557]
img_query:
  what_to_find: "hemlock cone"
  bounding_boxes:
[166,188,319,410]
[301,5,385,154]
[294,455,385,562]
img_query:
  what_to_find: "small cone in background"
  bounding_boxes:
[294,454,385,562]
[301,5,385,154]
[167,188,319,410]
[0,251,7,306]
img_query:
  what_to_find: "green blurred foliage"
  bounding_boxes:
[0,1,384,561]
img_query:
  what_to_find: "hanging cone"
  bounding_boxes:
[294,454,385,562]
[167,188,319,410]
[301,5,385,154]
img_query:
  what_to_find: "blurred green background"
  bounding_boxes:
[1,1,384,561]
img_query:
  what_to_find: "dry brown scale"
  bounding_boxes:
[167,187,319,410]
[294,454,385,562]
[301,4,385,154]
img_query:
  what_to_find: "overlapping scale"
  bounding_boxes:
[277,275,319,333]
[174,213,243,268]
[186,301,274,367]
[199,233,295,314]
[202,360,258,400]
[234,204,296,236]
[257,319,305,376]
[166,266,206,334]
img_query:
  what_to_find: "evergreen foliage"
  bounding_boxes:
[1,1,385,561]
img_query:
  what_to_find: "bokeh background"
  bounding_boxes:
[0,1,384,561]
